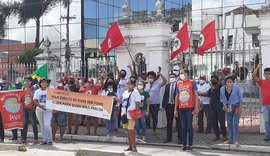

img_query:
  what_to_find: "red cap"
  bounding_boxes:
[88,79,94,84]
[63,77,69,82]
[222,67,229,73]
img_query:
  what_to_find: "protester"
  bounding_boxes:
[135,81,150,141]
[197,75,212,133]
[115,80,141,152]
[174,69,199,151]
[162,72,182,144]
[51,79,68,141]
[34,78,53,145]
[101,78,118,139]
[252,64,270,141]
[21,77,39,144]
[83,77,104,135]
[67,77,80,135]
[146,68,167,133]
[220,76,243,147]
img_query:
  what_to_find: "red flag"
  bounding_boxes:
[0,90,24,130]
[198,20,216,56]
[101,22,124,56]
[170,23,190,60]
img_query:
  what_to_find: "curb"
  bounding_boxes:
[4,131,270,153]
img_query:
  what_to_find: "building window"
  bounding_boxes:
[252,33,259,48]
[227,35,233,49]
[135,53,147,76]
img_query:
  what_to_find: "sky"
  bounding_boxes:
[0,0,267,44]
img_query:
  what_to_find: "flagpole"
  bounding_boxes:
[124,41,135,65]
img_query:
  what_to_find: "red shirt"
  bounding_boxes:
[83,85,102,95]
[258,79,270,105]
[176,80,198,109]
[23,86,34,109]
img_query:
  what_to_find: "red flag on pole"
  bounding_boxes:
[101,22,124,56]
[198,20,216,56]
[0,90,24,130]
[170,23,190,60]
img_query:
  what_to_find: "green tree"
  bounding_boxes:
[17,48,43,64]
[0,2,14,38]
[10,0,59,47]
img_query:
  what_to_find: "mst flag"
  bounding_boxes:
[0,90,24,130]
[101,22,124,56]
[170,23,190,60]
[198,20,216,56]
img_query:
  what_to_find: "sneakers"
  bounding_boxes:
[142,136,146,141]
[182,146,187,151]
[187,146,193,150]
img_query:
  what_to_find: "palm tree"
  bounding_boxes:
[11,0,59,47]
[0,2,14,39]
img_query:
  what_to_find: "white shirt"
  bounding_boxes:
[197,83,211,105]
[33,89,47,108]
[121,89,141,119]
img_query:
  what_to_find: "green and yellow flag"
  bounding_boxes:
[22,63,48,87]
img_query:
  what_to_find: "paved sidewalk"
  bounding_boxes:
[4,125,270,153]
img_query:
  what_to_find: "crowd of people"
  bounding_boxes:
[0,61,269,152]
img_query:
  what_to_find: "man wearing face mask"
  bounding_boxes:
[197,75,211,134]
[162,72,182,144]
[173,65,181,81]
[199,72,227,142]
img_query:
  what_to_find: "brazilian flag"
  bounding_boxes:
[22,63,48,87]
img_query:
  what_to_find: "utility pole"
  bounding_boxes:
[61,0,76,75]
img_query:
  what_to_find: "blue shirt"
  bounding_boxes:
[220,85,243,106]
[147,80,162,104]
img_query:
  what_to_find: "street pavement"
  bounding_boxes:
[3,125,270,153]
[0,141,269,156]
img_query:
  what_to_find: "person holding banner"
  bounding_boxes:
[101,78,118,139]
[21,76,39,144]
[84,76,104,136]
[115,80,141,152]
[34,78,53,145]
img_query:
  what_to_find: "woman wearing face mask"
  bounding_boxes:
[220,76,243,147]
[33,78,53,145]
[101,78,118,139]
[135,81,150,141]
[146,70,167,133]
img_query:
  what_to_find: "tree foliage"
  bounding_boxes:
[16,48,43,64]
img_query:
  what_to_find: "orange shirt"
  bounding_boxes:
[176,80,198,109]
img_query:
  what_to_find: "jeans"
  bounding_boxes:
[149,104,159,132]
[226,112,240,142]
[135,110,147,136]
[262,105,270,139]
[36,107,53,142]
[106,106,117,135]
[198,104,212,132]
[179,108,194,146]
[23,108,38,141]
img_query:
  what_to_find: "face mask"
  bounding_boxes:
[78,80,82,85]
[211,81,218,85]
[226,82,234,88]
[173,71,180,76]
[120,74,126,78]
[199,80,205,85]
[148,78,154,83]
[170,78,176,83]
[58,83,63,86]
[137,85,144,90]
[179,74,185,80]
[108,88,113,92]
[107,82,114,86]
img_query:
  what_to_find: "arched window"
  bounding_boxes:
[135,53,147,76]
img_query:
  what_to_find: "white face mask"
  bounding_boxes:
[148,78,154,83]
[170,78,176,83]
[199,80,205,85]
[108,88,113,92]
[179,74,185,80]
[78,80,83,85]
[173,71,180,76]
[137,85,144,90]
